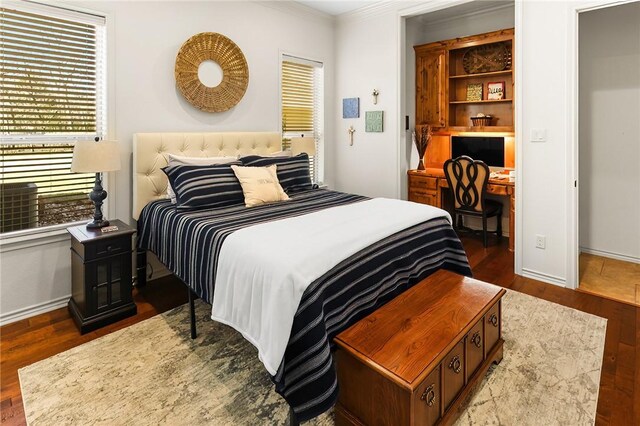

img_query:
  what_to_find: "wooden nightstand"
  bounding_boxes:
[67,219,137,334]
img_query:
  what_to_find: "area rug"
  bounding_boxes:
[19,290,606,426]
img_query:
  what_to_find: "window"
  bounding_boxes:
[0,2,107,234]
[281,55,323,183]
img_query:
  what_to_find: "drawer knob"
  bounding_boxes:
[106,245,112,252]
[448,355,462,374]
[471,332,482,348]
[420,384,436,407]
[489,313,498,327]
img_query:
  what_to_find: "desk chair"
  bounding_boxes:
[443,156,502,247]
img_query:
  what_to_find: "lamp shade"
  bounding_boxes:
[71,140,121,173]
[291,137,316,156]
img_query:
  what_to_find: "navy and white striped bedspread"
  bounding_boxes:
[137,189,472,421]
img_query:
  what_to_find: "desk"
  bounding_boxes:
[408,168,515,252]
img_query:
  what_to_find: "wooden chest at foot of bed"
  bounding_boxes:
[334,270,505,426]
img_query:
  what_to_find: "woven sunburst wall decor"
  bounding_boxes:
[174,32,249,112]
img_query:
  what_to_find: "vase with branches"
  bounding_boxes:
[412,125,432,170]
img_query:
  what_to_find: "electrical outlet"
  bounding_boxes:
[535,235,546,249]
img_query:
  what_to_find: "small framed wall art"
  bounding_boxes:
[343,98,360,118]
[466,83,483,101]
[365,111,383,132]
[487,81,505,100]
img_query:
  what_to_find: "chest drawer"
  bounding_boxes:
[484,301,501,356]
[466,319,484,381]
[443,340,465,411]
[413,367,441,426]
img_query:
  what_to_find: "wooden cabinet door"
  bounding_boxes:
[416,49,446,127]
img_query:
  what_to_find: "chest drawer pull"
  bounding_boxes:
[420,384,436,406]
[471,332,482,348]
[489,314,498,327]
[448,355,462,374]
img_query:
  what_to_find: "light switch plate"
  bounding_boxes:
[531,128,547,143]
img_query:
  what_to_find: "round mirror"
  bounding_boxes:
[198,60,224,88]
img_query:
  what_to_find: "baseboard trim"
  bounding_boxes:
[522,268,566,287]
[0,295,70,326]
[580,247,640,264]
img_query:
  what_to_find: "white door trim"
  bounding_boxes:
[566,0,638,290]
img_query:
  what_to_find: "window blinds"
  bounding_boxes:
[281,55,323,183]
[0,3,106,233]
[0,5,106,137]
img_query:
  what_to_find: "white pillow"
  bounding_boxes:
[165,154,237,203]
[230,164,289,207]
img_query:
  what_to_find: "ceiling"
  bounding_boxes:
[295,1,377,16]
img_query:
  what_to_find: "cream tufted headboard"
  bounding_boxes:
[132,132,281,220]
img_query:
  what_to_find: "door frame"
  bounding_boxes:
[566,0,637,290]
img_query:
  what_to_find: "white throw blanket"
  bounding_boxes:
[211,198,451,375]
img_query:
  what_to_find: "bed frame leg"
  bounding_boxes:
[188,287,197,339]
[136,248,147,288]
[289,407,299,426]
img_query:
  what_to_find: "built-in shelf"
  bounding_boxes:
[449,70,512,79]
[449,99,513,105]
[447,126,514,133]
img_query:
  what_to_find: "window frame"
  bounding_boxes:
[279,51,325,184]
[0,0,115,243]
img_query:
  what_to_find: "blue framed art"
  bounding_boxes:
[342,97,360,118]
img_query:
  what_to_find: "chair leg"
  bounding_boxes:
[188,288,197,339]
[482,216,488,248]
[497,211,503,240]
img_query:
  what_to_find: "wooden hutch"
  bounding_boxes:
[410,28,516,250]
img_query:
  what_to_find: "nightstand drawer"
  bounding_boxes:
[82,235,131,260]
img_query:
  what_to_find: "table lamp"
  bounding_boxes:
[71,139,121,229]
[291,137,316,157]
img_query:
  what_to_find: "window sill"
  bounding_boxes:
[0,221,86,253]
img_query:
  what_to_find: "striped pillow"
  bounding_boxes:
[240,153,313,192]
[162,162,244,211]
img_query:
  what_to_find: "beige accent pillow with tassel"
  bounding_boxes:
[231,164,290,207]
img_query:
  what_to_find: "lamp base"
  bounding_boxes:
[86,219,110,229]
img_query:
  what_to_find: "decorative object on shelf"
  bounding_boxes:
[365,111,384,132]
[71,138,121,229]
[466,83,483,101]
[487,81,505,100]
[462,42,511,74]
[372,89,379,105]
[175,32,249,112]
[413,125,432,170]
[470,113,493,127]
[348,125,356,146]
[291,137,316,157]
[342,97,360,118]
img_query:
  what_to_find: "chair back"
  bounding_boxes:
[443,156,490,213]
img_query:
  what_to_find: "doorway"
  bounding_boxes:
[577,2,640,305]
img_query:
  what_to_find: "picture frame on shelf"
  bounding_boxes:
[466,83,483,101]
[487,81,505,100]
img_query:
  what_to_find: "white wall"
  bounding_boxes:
[333,9,401,198]
[0,0,335,323]
[578,2,640,262]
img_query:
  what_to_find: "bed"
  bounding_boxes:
[132,132,472,423]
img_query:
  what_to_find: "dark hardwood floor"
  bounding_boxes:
[1,236,638,425]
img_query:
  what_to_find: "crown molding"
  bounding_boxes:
[256,1,335,26]
[336,0,401,23]
[414,1,514,28]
